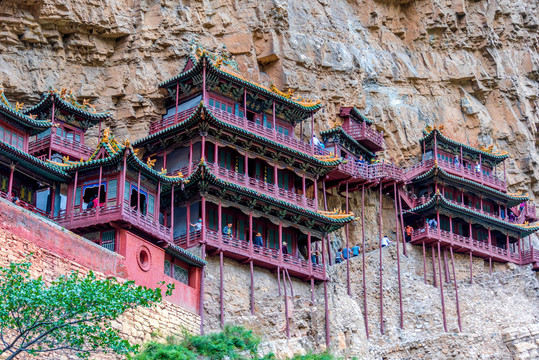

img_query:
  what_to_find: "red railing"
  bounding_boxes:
[54,200,171,242]
[521,247,539,265]
[411,225,518,262]
[404,158,506,191]
[203,228,324,277]
[511,201,538,223]
[29,134,94,159]
[341,122,383,149]
[149,106,198,134]
[338,160,403,181]
[0,190,51,218]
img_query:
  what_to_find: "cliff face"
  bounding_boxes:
[1,0,539,358]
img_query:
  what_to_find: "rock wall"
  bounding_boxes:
[0,199,200,360]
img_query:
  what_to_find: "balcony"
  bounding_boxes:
[410,225,521,263]
[54,200,172,244]
[29,134,94,161]
[335,161,403,182]
[511,201,538,223]
[404,158,506,192]
[341,122,384,151]
[176,228,325,281]
[148,105,330,157]
[149,106,198,134]
[0,190,51,219]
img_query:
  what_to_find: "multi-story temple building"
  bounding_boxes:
[401,125,539,272]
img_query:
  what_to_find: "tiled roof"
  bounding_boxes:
[340,106,374,125]
[404,193,539,237]
[0,90,51,133]
[133,103,345,169]
[23,89,110,122]
[320,126,376,158]
[412,164,526,207]
[159,47,321,112]
[421,127,509,163]
[165,243,206,267]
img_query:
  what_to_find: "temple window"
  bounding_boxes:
[165,95,202,118]
[82,182,107,209]
[128,184,148,215]
[0,125,24,150]
[56,125,82,143]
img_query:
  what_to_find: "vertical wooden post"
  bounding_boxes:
[323,179,331,265]
[450,247,462,332]
[398,187,407,256]
[460,146,463,175]
[96,165,103,220]
[49,101,55,160]
[432,246,437,287]
[218,201,222,246]
[272,100,276,138]
[188,140,193,174]
[422,241,427,284]
[310,113,315,155]
[202,59,207,103]
[156,181,161,220]
[244,89,247,119]
[174,82,180,123]
[307,232,312,275]
[488,227,492,275]
[506,233,510,252]
[302,174,306,207]
[201,196,206,242]
[346,181,350,296]
[250,260,255,315]
[314,177,318,211]
[437,242,447,332]
[201,136,206,160]
[7,164,15,198]
[249,212,253,255]
[274,165,278,196]
[469,250,473,284]
[279,222,283,265]
[361,184,369,338]
[200,243,206,334]
[186,201,190,247]
[244,152,249,186]
[393,182,404,329]
[434,131,438,160]
[282,269,290,339]
[378,181,384,334]
[136,170,141,219]
[49,185,56,217]
[220,250,224,328]
[70,170,78,222]
[214,142,219,167]
[170,185,174,242]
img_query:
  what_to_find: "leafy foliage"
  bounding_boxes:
[0,259,167,360]
[136,325,343,360]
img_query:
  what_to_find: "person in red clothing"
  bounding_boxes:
[405,225,413,242]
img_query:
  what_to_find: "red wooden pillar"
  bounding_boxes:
[437,242,447,332]
[70,170,78,222]
[361,184,369,338]
[186,201,190,247]
[156,181,161,221]
[345,181,350,296]
[201,136,206,161]
[506,233,510,252]
[422,241,427,284]
[282,268,290,339]
[249,212,253,254]
[470,250,473,284]
[174,82,180,123]
[488,227,492,274]
[7,164,15,198]
[219,250,224,328]
[200,243,206,334]
[314,177,318,211]
[310,112,315,155]
[218,201,222,246]
[49,101,55,160]
[214,142,219,167]
[243,89,247,119]
[170,185,174,242]
[49,185,56,217]
[96,165,103,220]
[272,100,276,139]
[431,246,437,288]
[278,222,283,265]
[244,152,249,186]
[479,153,483,185]
[274,164,278,196]
[323,179,331,264]
[163,151,167,172]
[450,247,462,332]
[393,182,404,329]
[201,196,206,244]
[434,131,438,160]
[249,212,254,315]
[378,181,384,334]
[460,146,464,175]
[398,187,407,256]
[137,170,141,219]
[188,140,193,174]
[120,152,127,210]
[320,231,330,348]
[302,174,306,207]
[307,232,313,301]
[202,59,207,103]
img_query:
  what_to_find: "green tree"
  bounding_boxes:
[0,259,170,359]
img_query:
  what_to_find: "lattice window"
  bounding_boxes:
[101,230,115,252]
[173,264,188,285]
[164,260,171,277]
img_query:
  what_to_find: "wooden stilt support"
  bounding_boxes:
[443,249,450,283]
[285,269,294,297]
[431,246,437,287]
[323,180,332,265]
[378,182,384,335]
[323,280,330,348]
[220,251,224,328]
[361,184,369,338]
[469,251,473,284]
[346,181,351,296]
[397,187,407,256]
[277,266,281,295]
[310,278,315,303]
[450,247,462,332]
[200,243,206,335]
[393,182,404,329]
[422,242,427,284]
[250,260,255,315]
[437,242,447,332]
[282,269,290,339]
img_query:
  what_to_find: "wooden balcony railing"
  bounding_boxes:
[341,122,383,149]
[202,228,324,278]
[411,225,521,263]
[404,158,506,191]
[149,107,198,134]
[54,200,172,243]
[29,134,94,160]
[338,160,403,181]
[0,190,51,219]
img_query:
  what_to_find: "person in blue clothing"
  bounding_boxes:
[311,250,320,264]
[223,222,232,241]
[351,244,361,257]
[335,248,344,263]
[342,246,350,260]
[254,232,264,247]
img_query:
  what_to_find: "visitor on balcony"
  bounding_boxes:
[405,225,413,242]
[381,235,392,247]
[312,134,325,154]
[454,155,460,168]
[223,222,233,241]
[474,161,481,173]
[356,155,365,165]
[254,232,264,247]
[335,248,344,263]
[11,196,20,205]
[281,241,289,257]
[427,218,438,229]
[351,244,361,257]
[342,246,350,260]
[190,218,202,232]
[311,250,320,264]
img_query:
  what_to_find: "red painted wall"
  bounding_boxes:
[118,230,200,313]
